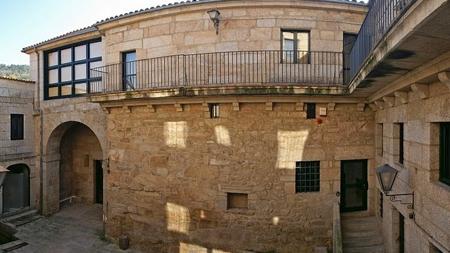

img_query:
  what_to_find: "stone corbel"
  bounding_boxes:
[327,103,336,111]
[374,100,385,110]
[147,104,156,113]
[265,102,273,111]
[394,91,408,104]
[295,102,304,111]
[102,107,110,114]
[410,83,429,99]
[202,102,209,112]
[368,103,378,112]
[382,96,395,107]
[232,102,240,111]
[437,72,450,90]
[122,105,131,113]
[175,103,183,112]
[357,103,366,112]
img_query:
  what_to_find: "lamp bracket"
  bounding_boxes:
[385,192,414,209]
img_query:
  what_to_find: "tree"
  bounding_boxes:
[0,64,30,80]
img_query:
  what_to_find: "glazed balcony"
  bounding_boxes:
[89,50,347,100]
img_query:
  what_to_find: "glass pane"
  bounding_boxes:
[297,32,309,51]
[124,52,136,63]
[49,69,58,84]
[60,48,72,64]
[74,45,86,61]
[75,83,87,94]
[344,161,364,184]
[48,87,58,97]
[61,66,72,82]
[90,42,102,58]
[344,188,363,208]
[75,64,86,80]
[282,32,295,63]
[90,61,102,70]
[61,85,72,96]
[48,52,58,66]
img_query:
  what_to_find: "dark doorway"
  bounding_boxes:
[343,33,357,84]
[94,160,103,204]
[122,51,137,91]
[399,213,405,253]
[340,159,368,212]
[2,164,30,213]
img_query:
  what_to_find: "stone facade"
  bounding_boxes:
[0,77,36,215]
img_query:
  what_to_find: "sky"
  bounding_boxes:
[0,0,369,65]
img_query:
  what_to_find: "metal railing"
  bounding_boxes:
[348,0,417,82]
[90,50,344,94]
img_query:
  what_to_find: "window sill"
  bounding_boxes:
[225,208,255,215]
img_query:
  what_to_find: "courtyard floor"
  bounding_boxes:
[10,204,138,253]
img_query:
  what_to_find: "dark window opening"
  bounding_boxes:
[10,114,24,140]
[306,103,316,119]
[343,33,357,84]
[122,51,137,91]
[399,123,404,164]
[281,30,310,64]
[379,190,383,218]
[295,161,320,193]
[399,213,405,253]
[440,123,450,186]
[209,104,220,119]
[227,193,248,209]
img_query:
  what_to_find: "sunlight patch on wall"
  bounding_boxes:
[166,202,190,234]
[164,121,187,148]
[276,130,309,169]
[179,242,231,253]
[215,125,231,146]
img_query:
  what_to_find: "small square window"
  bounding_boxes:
[227,193,248,209]
[10,114,24,140]
[306,103,316,119]
[296,161,320,193]
[209,104,220,119]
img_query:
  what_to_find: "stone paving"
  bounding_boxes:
[10,204,139,253]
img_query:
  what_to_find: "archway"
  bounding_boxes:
[2,164,30,214]
[43,121,103,215]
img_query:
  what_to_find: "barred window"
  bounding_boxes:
[295,161,320,193]
[209,104,220,119]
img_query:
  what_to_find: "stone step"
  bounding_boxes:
[343,235,384,248]
[343,229,382,239]
[344,244,385,253]
[2,209,41,227]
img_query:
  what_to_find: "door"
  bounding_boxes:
[2,164,30,213]
[399,213,405,253]
[340,159,368,212]
[95,160,103,204]
[343,33,357,84]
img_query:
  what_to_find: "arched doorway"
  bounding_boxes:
[2,164,30,214]
[44,121,104,214]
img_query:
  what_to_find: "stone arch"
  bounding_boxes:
[42,121,104,215]
[2,163,30,214]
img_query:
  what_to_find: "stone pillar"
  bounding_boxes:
[42,153,61,215]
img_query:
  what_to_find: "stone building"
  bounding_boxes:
[20,0,450,252]
[0,77,36,216]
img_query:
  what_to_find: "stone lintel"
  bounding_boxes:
[437,71,450,90]
[410,83,429,99]
[382,96,395,107]
[394,91,408,104]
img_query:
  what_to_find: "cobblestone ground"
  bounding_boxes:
[11,204,139,253]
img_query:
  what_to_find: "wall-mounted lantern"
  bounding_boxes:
[0,165,9,186]
[207,9,221,35]
[376,164,414,217]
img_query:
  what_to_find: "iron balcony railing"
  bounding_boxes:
[90,50,345,94]
[348,0,417,82]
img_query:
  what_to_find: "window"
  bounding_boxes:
[439,123,450,186]
[306,103,316,119]
[295,161,320,192]
[44,39,102,99]
[10,114,24,140]
[209,104,220,118]
[227,193,248,209]
[122,51,137,91]
[377,124,384,157]
[379,190,383,218]
[281,30,310,64]
[399,123,404,164]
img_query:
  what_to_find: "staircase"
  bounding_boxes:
[342,216,385,253]
[1,209,42,228]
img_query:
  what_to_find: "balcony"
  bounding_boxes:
[89,50,346,100]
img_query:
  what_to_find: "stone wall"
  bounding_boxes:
[0,77,37,214]
[375,80,450,252]
[104,101,374,252]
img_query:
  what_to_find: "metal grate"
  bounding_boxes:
[295,161,320,192]
[209,104,220,119]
